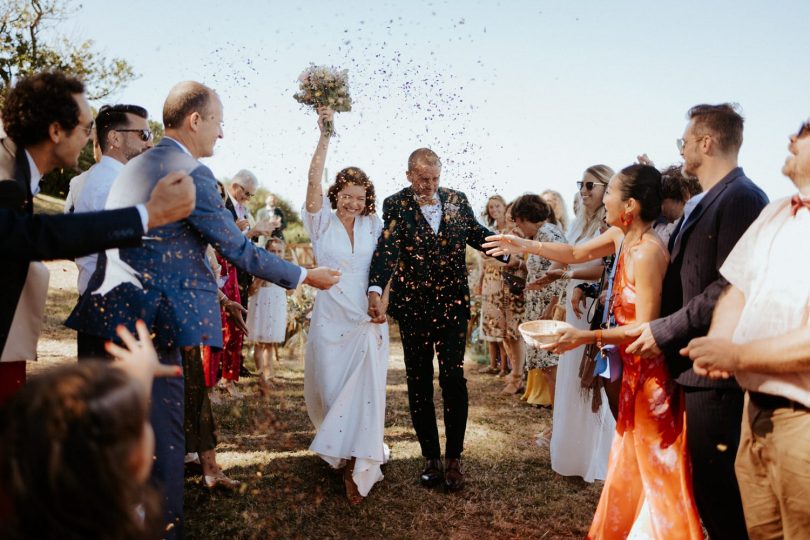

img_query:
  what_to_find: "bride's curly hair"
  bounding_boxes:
[327,166,377,215]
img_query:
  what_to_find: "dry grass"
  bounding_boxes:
[35,261,602,540]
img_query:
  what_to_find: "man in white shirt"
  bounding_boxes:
[71,104,154,359]
[72,104,154,294]
[683,119,810,539]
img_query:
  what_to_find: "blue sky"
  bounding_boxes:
[62,0,809,213]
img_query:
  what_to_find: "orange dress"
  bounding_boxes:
[588,239,702,539]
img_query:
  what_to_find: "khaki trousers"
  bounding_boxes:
[735,393,810,540]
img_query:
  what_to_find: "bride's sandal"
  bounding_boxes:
[343,459,364,505]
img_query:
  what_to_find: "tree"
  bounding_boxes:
[0,0,136,106]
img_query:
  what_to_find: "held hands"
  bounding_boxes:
[367,292,387,324]
[145,171,196,229]
[304,266,341,290]
[105,321,182,399]
[681,337,737,379]
[625,323,662,358]
[317,106,335,136]
[482,234,534,257]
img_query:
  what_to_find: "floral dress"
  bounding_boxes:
[524,223,567,370]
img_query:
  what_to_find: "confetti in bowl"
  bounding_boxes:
[518,320,573,348]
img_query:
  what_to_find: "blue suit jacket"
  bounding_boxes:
[66,138,302,348]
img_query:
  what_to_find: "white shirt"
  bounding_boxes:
[64,170,90,213]
[24,150,42,196]
[720,196,810,407]
[419,200,443,234]
[72,156,125,294]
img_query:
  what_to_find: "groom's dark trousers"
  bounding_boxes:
[399,317,468,459]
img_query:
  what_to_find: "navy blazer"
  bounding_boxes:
[66,138,302,349]
[0,138,143,357]
[369,186,502,327]
[650,167,768,387]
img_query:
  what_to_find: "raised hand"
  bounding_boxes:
[145,171,196,229]
[317,106,335,137]
[482,233,534,257]
[105,320,182,399]
[304,266,341,290]
[636,153,656,168]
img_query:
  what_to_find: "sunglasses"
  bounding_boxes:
[237,184,255,198]
[114,128,153,142]
[577,180,606,191]
[796,120,810,140]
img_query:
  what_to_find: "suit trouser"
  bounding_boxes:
[151,347,185,540]
[684,386,748,540]
[735,395,810,540]
[182,346,217,454]
[399,318,468,460]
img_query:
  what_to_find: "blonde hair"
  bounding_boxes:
[541,190,569,233]
[571,164,613,243]
[482,194,508,227]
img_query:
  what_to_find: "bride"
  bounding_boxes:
[302,107,390,504]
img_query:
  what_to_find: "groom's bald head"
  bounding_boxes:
[163,81,217,129]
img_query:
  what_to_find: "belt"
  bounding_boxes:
[749,391,809,411]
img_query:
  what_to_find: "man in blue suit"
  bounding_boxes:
[67,81,340,538]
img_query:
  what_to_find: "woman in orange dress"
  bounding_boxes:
[484,164,702,539]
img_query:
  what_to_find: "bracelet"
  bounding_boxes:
[535,242,543,256]
[560,270,573,280]
[595,329,603,349]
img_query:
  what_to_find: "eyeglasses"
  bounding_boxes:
[114,128,153,142]
[796,120,810,140]
[577,181,606,191]
[236,184,255,198]
[676,134,708,153]
[80,119,95,136]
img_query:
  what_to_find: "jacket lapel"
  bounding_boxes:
[670,169,739,260]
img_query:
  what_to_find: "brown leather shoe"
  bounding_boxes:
[420,458,444,487]
[444,458,465,492]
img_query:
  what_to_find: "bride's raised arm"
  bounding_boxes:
[482,226,622,265]
[305,107,334,215]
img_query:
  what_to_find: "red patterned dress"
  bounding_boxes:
[202,255,244,387]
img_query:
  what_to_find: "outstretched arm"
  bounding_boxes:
[305,107,334,215]
[483,226,621,265]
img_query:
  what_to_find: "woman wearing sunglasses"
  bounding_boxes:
[484,164,703,539]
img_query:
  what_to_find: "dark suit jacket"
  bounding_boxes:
[650,167,768,387]
[0,138,143,357]
[369,186,502,327]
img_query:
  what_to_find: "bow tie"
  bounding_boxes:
[416,196,439,207]
[790,194,810,216]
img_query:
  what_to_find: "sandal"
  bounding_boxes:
[343,459,364,505]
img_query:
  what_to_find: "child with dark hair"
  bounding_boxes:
[0,321,177,540]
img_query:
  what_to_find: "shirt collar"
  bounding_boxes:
[98,154,125,173]
[24,149,42,196]
[163,136,192,156]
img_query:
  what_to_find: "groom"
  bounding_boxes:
[368,148,506,492]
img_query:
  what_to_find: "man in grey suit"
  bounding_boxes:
[67,81,340,538]
[627,103,768,539]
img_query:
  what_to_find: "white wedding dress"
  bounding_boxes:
[302,197,390,496]
[549,224,616,483]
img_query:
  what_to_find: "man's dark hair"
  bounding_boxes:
[162,81,215,129]
[96,104,148,153]
[687,103,744,155]
[660,165,702,202]
[1,71,85,147]
[510,193,556,225]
